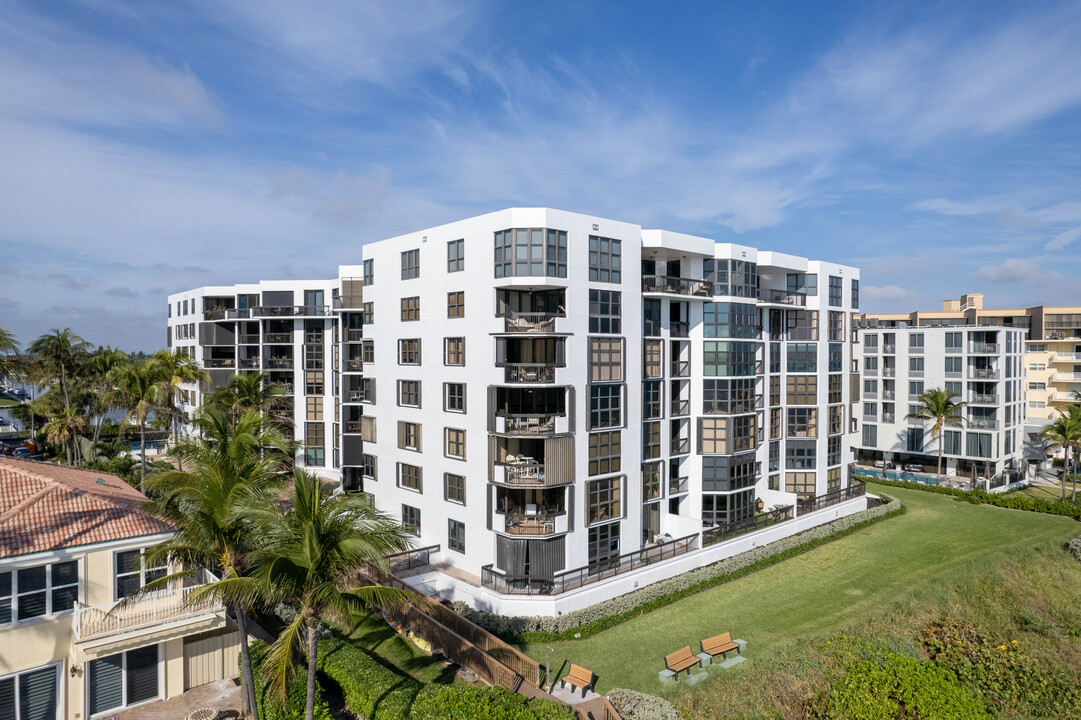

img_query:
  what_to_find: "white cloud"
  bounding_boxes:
[862,284,917,303]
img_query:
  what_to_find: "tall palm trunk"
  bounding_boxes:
[305,615,320,720]
[937,427,944,479]
[139,421,147,489]
[65,436,73,466]
[232,606,260,720]
[1072,446,1078,503]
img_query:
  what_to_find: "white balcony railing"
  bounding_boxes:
[73,569,221,642]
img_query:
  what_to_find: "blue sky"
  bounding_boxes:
[2,0,1080,351]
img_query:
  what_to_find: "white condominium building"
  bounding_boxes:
[335,208,862,613]
[852,320,1027,479]
[166,279,340,480]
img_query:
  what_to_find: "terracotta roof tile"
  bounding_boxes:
[0,458,172,558]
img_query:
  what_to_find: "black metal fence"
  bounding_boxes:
[702,504,794,547]
[796,481,866,515]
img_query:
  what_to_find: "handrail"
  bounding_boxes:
[503,364,557,383]
[641,275,713,297]
[73,569,221,641]
[702,505,793,547]
[796,481,866,515]
[504,311,561,334]
[759,289,807,306]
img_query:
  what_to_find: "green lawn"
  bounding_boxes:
[524,484,1080,694]
[0,396,21,407]
[343,608,458,685]
[1017,482,1078,502]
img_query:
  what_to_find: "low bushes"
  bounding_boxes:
[1068,535,1081,562]
[606,688,679,720]
[858,476,1081,519]
[247,640,333,720]
[805,652,992,719]
[318,633,421,720]
[456,495,903,642]
[408,684,575,720]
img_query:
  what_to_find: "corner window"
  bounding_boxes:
[588,235,622,283]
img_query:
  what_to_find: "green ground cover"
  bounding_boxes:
[0,396,21,407]
[1017,482,1078,502]
[524,483,1080,698]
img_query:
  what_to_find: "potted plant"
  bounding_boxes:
[755,497,764,511]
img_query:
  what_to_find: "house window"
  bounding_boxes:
[589,338,623,381]
[909,333,924,349]
[909,357,924,373]
[588,522,621,573]
[703,341,757,376]
[851,279,859,309]
[361,340,375,364]
[786,439,816,469]
[363,258,374,286]
[361,454,377,480]
[588,235,622,282]
[906,427,925,453]
[397,380,421,408]
[401,249,420,280]
[829,343,843,372]
[588,476,622,524]
[444,337,465,366]
[2,561,79,623]
[829,405,844,436]
[966,433,992,458]
[787,408,817,438]
[305,396,323,421]
[828,436,842,466]
[945,357,963,374]
[88,646,160,715]
[402,505,421,534]
[642,461,663,500]
[909,381,924,398]
[444,427,466,459]
[448,519,466,553]
[945,332,962,349]
[305,422,325,466]
[785,472,816,497]
[787,273,817,296]
[588,289,622,333]
[643,339,663,377]
[828,276,842,307]
[447,291,465,318]
[786,376,817,405]
[397,422,421,452]
[589,384,622,429]
[362,302,373,324]
[445,474,466,505]
[0,665,60,720]
[862,424,877,447]
[643,380,662,419]
[643,421,660,460]
[828,467,842,491]
[398,463,423,492]
[115,549,166,599]
[643,299,661,336]
[702,378,755,415]
[447,239,464,272]
[944,430,962,455]
[444,383,466,413]
[493,228,567,278]
[305,370,324,396]
[398,339,421,365]
[588,431,622,476]
[401,296,420,321]
[787,343,817,373]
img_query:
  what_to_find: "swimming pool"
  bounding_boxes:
[853,467,943,485]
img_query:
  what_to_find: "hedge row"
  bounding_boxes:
[408,684,576,720]
[456,494,904,642]
[318,632,422,720]
[1068,535,1081,563]
[248,640,333,720]
[606,688,680,720]
[858,476,1081,519]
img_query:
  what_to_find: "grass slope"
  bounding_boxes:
[525,483,1079,694]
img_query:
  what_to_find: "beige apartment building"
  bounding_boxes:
[0,458,239,719]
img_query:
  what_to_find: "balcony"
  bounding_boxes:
[969,343,1000,354]
[642,276,713,297]
[968,419,999,431]
[264,357,294,370]
[668,476,689,495]
[345,390,367,403]
[503,509,568,536]
[496,414,557,435]
[73,569,223,644]
[346,329,364,343]
[671,321,690,338]
[882,390,895,400]
[238,334,260,345]
[344,419,363,434]
[670,359,690,377]
[203,358,235,369]
[1054,352,1081,362]
[758,289,807,306]
[882,367,896,377]
[503,311,562,334]
[864,343,879,353]
[344,359,364,372]
[238,357,259,369]
[969,393,998,405]
[503,364,557,383]
[264,332,293,344]
[969,368,1000,380]
[252,305,330,317]
[882,413,896,423]
[864,367,879,377]
[882,344,896,354]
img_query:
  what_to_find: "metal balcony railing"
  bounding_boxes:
[203,358,235,368]
[969,393,998,405]
[264,358,294,370]
[758,289,807,306]
[642,276,713,297]
[503,311,561,334]
[969,368,1000,379]
[346,329,364,342]
[264,332,292,344]
[501,415,557,435]
[969,343,1000,354]
[503,364,556,383]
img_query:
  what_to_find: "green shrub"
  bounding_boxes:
[1067,535,1081,562]
[859,477,1081,519]
[317,633,421,720]
[607,688,679,720]
[247,640,333,720]
[806,652,991,719]
[456,496,903,642]
[1053,457,1065,467]
[408,684,575,720]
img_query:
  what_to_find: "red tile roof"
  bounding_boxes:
[0,457,172,558]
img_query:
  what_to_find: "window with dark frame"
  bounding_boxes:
[588,430,621,475]
[447,291,465,318]
[444,473,466,504]
[448,519,465,552]
[588,289,621,333]
[588,235,622,282]
[444,337,465,366]
[401,296,420,321]
[401,249,420,280]
[447,239,464,272]
[398,339,421,365]
[402,504,421,534]
[397,380,421,408]
[444,427,466,459]
[398,463,422,491]
[444,382,466,413]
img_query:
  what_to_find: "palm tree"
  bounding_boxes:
[0,325,24,384]
[207,371,289,421]
[114,360,168,488]
[84,346,129,450]
[42,406,89,466]
[1041,407,1081,502]
[905,387,966,480]
[146,408,295,720]
[150,350,209,463]
[245,470,413,720]
[27,328,91,411]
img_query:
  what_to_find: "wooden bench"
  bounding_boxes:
[560,664,594,696]
[664,646,701,677]
[701,632,740,660]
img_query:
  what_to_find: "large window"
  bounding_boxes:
[447,239,464,272]
[2,561,79,623]
[444,427,466,460]
[966,433,992,458]
[786,376,817,405]
[785,472,816,497]
[589,385,622,429]
[643,421,660,460]
[588,522,620,573]
[88,646,159,716]
[0,665,59,720]
[787,408,817,438]
[906,427,925,453]
[705,259,757,297]
[397,422,421,452]
[444,473,466,505]
[398,463,423,492]
[588,477,622,524]
[787,272,817,296]
[397,380,421,408]
[944,430,962,455]
[862,424,877,447]
[361,453,377,480]
[588,235,622,282]
[786,439,816,469]
[401,296,420,321]
[702,378,756,415]
[588,431,622,476]
[643,380,662,419]
[447,291,465,318]
[698,415,756,454]
[703,341,757,376]
[494,228,567,278]
[828,343,843,372]
[305,422,325,466]
[401,249,420,279]
[363,258,374,286]
[828,276,843,307]
[115,549,166,599]
[643,299,661,336]
[589,338,624,381]
[643,339,663,377]
[702,454,756,492]
[448,519,465,553]
[851,279,859,309]
[703,302,757,339]
[402,505,421,534]
[828,435,842,466]
[589,289,621,333]
[444,337,465,366]
[787,343,817,373]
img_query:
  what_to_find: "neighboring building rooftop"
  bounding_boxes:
[0,457,171,558]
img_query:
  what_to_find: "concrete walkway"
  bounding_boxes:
[114,679,241,720]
